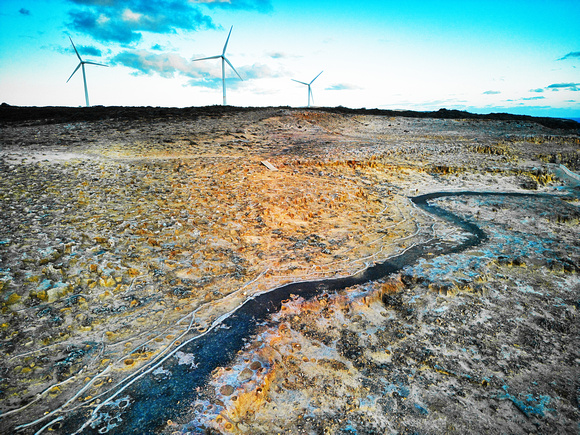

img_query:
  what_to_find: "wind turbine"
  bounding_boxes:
[292,71,323,107]
[66,36,107,107]
[192,26,243,106]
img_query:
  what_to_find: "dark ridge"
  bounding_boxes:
[0,105,262,126]
[1,104,579,130]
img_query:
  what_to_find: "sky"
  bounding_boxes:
[0,0,579,118]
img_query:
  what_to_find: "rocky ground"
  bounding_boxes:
[0,106,579,434]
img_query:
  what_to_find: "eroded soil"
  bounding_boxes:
[0,107,579,434]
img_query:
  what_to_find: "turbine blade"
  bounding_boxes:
[66,63,82,83]
[222,26,233,55]
[192,55,222,62]
[224,57,243,81]
[69,36,82,61]
[84,61,108,67]
[292,79,309,86]
[310,70,323,84]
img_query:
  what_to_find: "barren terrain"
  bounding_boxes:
[0,106,579,434]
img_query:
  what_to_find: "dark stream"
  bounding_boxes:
[42,191,558,434]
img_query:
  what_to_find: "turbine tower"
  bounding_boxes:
[292,71,323,107]
[192,26,243,106]
[66,36,107,107]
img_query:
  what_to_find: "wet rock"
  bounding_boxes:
[219,384,235,396]
[238,367,254,382]
[249,361,262,370]
[382,292,403,309]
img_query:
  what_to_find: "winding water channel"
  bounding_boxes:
[28,189,575,434]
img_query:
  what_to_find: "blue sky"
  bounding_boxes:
[0,0,578,118]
